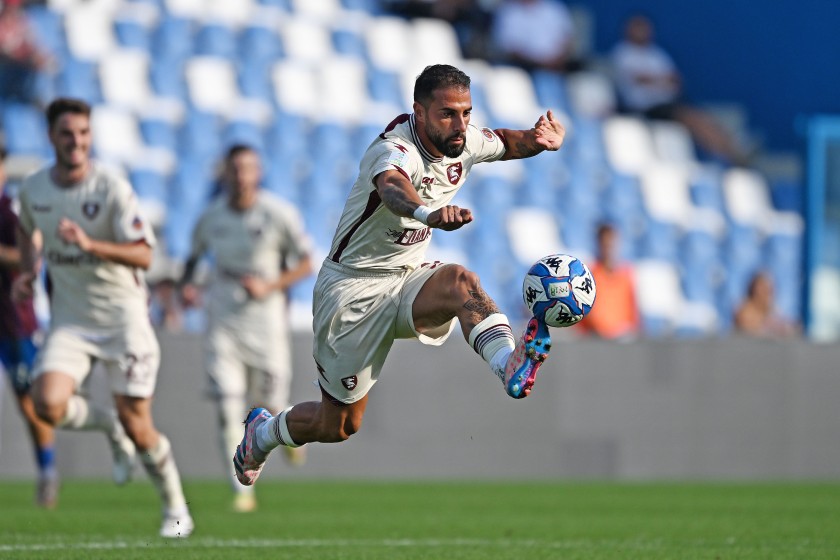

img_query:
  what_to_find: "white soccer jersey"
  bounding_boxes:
[328,113,507,270]
[17,164,156,331]
[189,191,312,334]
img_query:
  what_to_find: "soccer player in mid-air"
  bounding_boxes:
[1,146,59,508]
[180,144,313,512]
[234,64,565,485]
[12,98,194,537]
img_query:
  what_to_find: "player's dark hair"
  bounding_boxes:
[46,97,91,129]
[225,143,257,162]
[413,64,471,107]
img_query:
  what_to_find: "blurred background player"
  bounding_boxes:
[1,145,58,507]
[611,14,751,165]
[575,223,640,340]
[12,97,193,537]
[232,64,566,487]
[179,144,313,513]
[0,0,53,106]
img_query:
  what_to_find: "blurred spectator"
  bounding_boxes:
[611,14,751,166]
[491,0,583,73]
[0,0,52,105]
[149,277,183,333]
[577,223,640,340]
[734,271,799,338]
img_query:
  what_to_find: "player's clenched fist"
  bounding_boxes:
[428,205,473,231]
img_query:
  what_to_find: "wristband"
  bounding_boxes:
[413,205,433,225]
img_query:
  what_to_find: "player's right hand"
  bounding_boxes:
[428,205,473,231]
[11,272,36,302]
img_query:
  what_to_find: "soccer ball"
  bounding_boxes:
[522,254,596,327]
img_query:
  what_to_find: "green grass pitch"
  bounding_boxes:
[1,480,839,559]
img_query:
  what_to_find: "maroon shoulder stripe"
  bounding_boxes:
[330,190,382,263]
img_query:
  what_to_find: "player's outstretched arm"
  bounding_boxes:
[58,218,152,269]
[375,170,472,231]
[497,109,566,161]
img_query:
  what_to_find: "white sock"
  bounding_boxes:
[59,395,119,434]
[217,397,246,492]
[256,406,300,453]
[139,434,188,513]
[468,313,516,381]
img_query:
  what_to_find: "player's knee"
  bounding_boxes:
[32,394,65,426]
[448,265,482,300]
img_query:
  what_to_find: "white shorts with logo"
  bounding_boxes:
[313,259,457,404]
[205,324,292,411]
[32,323,160,398]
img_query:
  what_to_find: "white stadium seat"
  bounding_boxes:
[722,167,804,236]
[506,207,564,267]
[603,115,656,175]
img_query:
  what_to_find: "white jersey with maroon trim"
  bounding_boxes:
[328,113,507,270]
[17,163,156,331]
[189,190,312,334]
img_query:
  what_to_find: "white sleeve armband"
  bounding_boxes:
[413,205,433,225]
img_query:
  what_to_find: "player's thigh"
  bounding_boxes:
[395,261,460,344]
[101,323,160,399]
[32,327,96,391]
[312,263,401,404]
[205,327,247,399]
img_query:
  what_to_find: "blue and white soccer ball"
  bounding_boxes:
[522,254,597,328]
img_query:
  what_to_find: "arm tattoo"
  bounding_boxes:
[379,182,421,218]
[507,138,541,159]
[463,288,501,323]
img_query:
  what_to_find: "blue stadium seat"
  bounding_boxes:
[114,18,150,51]
[130,169,168,205]
[0,103,51,158]
[139,117,178,152]
[639,218,679,261]
[55,57,101,104]
[367,67,403,107]
[265,111,309,159]
[239,24,284,63]
[152,16,194,62]
[530,69,571,115]
[25,6,66,59]
[256,0,291,8]
[179,110,223,159]
[310,122,352,159]
[238,57,274,103]
[332,28,366,59]
[149,55,186,99]
[195,23,238,59]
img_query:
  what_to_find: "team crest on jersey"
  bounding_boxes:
[446,162,462,185]
[82,202,100,219]
[131,216,144,230]
[481,128,496,141]
[341,375,358,390]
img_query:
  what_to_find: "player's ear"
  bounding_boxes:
[413,101,425,123]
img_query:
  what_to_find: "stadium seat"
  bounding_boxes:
[332,26,367,59]
[91,105,176,175]
[25,6,67,59]
[129,168,168,228]
[483,65,546,130]
[237,58,274,104]
[64,4,116,61]
[289,0,342,20]
[179,109,223,159]
[568,115,606,165]
[272,59,319,118]
[185,56,272,123]
[140,117,179,152]
[506,207,565,268]
[55,56,101,103]
[195,23,238,59]
[640,163,726,236]
[565,71,617,119]
[650,120,697,166]
[411,17,462,67]
[364,15,412,74]
[317,56,372,123]
[99,49,155,112]
[603,115,656,176]
[530,69,571,115]
[151,15,194,62]
[722,167,805,236]
[279,16,333,63]
[224,120,266,153]
[0,103,51,158]
[112,1,159,52]
[239,23,284,64]
[689,163,726,212]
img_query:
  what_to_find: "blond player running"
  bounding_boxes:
[234,64,565,484]
[180,144,313,512]
[12,98,193,538]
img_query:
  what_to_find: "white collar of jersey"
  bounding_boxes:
[409,114,443,163]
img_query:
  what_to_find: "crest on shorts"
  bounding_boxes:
[341,375,358,390]
[82,201,100,219]
[446,162,462,185]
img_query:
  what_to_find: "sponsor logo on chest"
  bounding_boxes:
[392,227,432,246]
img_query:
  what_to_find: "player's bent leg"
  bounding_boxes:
[115,395,192,538]
[16,393,60,508]
[31,371,76,425]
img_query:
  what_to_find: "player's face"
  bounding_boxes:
[225,150,261,200]
[416,86,472,158]
[48,112,91,170]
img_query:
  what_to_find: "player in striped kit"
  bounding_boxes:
[234,64,565,484]
[12,98,193,537]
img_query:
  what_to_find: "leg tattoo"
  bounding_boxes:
[463,288,501,324]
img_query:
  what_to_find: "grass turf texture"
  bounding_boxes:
[1,480,839,559]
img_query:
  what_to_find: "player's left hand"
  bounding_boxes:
[57,218,92,252]
[534,110,565,151]
[241,275,272,300]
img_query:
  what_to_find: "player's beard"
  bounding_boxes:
[426,125,466,158]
